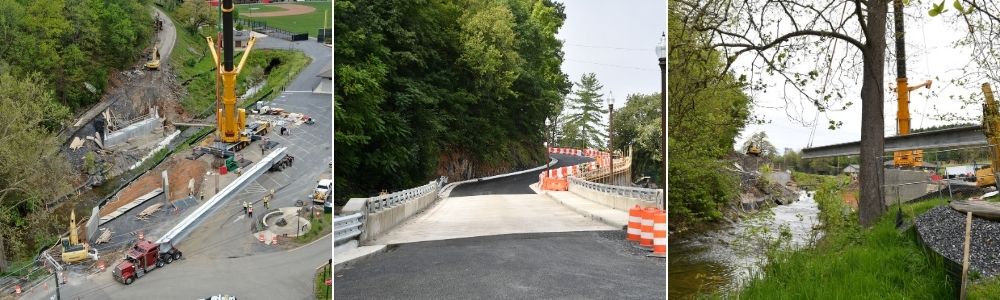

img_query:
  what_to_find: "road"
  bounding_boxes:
[336,153,665,299]
[56,235,330,300]
[69,7,177,129]
[449,154,594,196]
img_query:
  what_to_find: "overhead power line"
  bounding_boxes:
[564,58,659,72]
[564,43,651,51]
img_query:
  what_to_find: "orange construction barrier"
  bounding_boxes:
[15,284,20,295]
[627,205,642,242]
[138,231,144,241]
[650,210,667,257]
[258,233,265,242]
[639,208,655,249]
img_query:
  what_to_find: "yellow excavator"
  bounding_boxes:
[975,83,1000,188]
[144,46,160,70]
[60,211,95,263]
[205,0,266,152]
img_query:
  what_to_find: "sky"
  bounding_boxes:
[734,3,981,154]
[555,0,666,113]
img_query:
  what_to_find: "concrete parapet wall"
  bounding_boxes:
[360,192,438,244]
[568,184,657,211]
[105,108,162,148]
[883,169,938,205]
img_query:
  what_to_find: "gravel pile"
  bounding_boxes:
[915,205,1000,277]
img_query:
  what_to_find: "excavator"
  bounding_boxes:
[205,0,269,153]
[145,46,160,70]
[975,83,1000,188]
[60,211,97,263]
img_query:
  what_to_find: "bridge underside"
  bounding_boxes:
[802,125,987,159]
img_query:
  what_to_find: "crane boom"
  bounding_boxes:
[205,0,256,144]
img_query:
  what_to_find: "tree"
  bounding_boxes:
[611,93,663,184]
[676,0,890,226]
[742,131,777,158]
[562,73,608,149]
[668,8,752,224]
[334,0,570,201]
[176,0,216,32]
[0,70,72,265]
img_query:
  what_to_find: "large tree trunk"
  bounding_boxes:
[859,0,889,227]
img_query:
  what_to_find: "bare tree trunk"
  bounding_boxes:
[0,234,7,273]
[859,0,889,227]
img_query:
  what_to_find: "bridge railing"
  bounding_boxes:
[367,177,447,214]
[567,176,663,205]
[334,212,364,244]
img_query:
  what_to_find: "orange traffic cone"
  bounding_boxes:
[627,205,642,242]
[15,284,21,295]
[638,208,655,250]
[258,233,265,242]
[649,210,667,257]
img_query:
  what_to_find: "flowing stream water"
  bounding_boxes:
[668,190,822,298]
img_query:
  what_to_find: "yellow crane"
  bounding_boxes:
[892,79,932,167]
[205,0,259,149]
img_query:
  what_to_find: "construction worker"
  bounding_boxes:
[248,204,254,218]
[243,201,248,215]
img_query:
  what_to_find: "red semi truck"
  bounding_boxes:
[112,240,183,284]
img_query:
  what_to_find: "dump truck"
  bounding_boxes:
[112,240,182,285]
[313,179,332,204]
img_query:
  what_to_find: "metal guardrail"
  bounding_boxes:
[568,176,663,203]
[366,177,447,213]
[334,213,363,244]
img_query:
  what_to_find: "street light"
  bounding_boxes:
[656,32,666,209]
[545,117,552,171]
[607,92,614,185]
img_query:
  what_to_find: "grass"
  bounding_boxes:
[295,211,331,243]
[314,262,332,300]
[729,173,959,299]
[238,1,330,34]
[970,276,1000,299]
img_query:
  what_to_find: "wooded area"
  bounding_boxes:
[0,0,153,270]
[667,8,752,223]
[334,0,571,201]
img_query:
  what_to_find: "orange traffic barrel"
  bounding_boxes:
[627,205,642,241]
[639,208,655,249]
[650,210,667,257]
[15,284,21,295]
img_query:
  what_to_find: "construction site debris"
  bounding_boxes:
[136,202,164,220]
[95,228,114,244]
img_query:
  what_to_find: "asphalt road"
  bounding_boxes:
[153,8,176,65]
[449,154,594,196]
[337,153,664,299]
[335,231,665,300]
